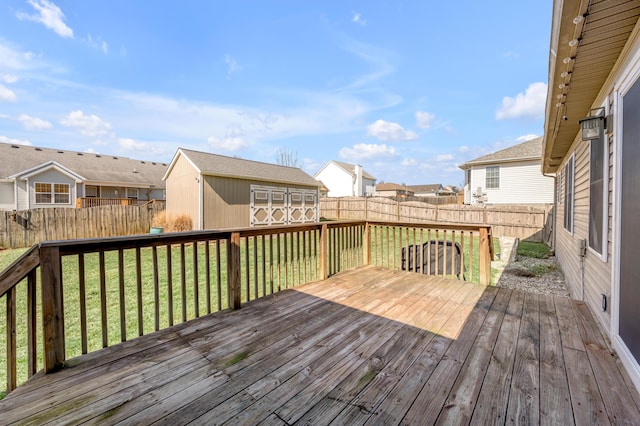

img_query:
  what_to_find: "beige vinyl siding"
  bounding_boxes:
[0,181,14,210]
[555,135,612,332]
[202,176,317,229]
[165,154,200,229]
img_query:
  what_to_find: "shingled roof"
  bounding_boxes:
[0,142,167,188]
[459,137,543,169]
[168,148,320,187]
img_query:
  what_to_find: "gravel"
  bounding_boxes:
[493,237,570,298]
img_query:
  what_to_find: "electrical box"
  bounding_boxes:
[578,239,587,257]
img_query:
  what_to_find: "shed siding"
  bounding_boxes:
[469,161,554,205]
[555,134,612,332]
[203,176,317,229]
[165,154,200,229]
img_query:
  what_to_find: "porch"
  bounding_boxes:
[1,265,639,424]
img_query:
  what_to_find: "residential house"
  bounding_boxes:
[542,0,640,391]
[375,183,414,198]
[459,137,554,205]
[314,161,376,197]
[163,148,320,230]
[407,184,442,197]
[0,142,166,211]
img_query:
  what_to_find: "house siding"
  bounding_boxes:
[468,160,554,204]
[0,182,14,210]
[165,154,201,229]
[555,133,613,333]
[28,169,77,209]
[316,163,352,197]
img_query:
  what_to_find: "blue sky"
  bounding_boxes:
[0,1,551,186]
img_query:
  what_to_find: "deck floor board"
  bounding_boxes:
[1,265,639,425]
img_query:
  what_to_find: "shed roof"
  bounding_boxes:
[407,184,442,193]
[458,137,543,169]
[169,148,320,187]
[375,182,413,192]
[0,142,167,188]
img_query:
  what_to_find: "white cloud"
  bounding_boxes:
[0,84,17,102]
[16,0,74,38]
[0,41,37,71]
[401,158,417,167]
[352,12,366,26]
[1,74,18,84]
[458,145,469,153]
[339,143,397,161]
[85,34,109,54]
[0,135,31,145]
[118,137,166,156]
[224,55,242,79]
[496,82,547,120]
[18,114,52,130]
[516,134,539,142]
[415,111,435,129]
[60,110,112,136]
[208,127,250,151]
[436,154,454,161]
[367,119,417,142]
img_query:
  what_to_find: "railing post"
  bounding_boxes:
[40,245,65,372]
[319,223,328,280]
[478,227,492,285]
[227,232,242,310]
[362,222,370,266]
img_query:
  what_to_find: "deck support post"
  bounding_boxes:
[478,227,492,285]
[362,222,370,266]
[319,223,328,280]
[228,232,242,310]
[40,245,65,373]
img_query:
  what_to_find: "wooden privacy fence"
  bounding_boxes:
[0,204,166,249]
[0,220,492,395]
[321,196,553,243]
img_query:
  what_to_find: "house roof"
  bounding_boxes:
[542,0,640,173]
[0,142,167,188]
[407,184,442,193]
[315,161,376,181]
[458,137,543,169]
[168,148,320,187]
[375,183,413,192]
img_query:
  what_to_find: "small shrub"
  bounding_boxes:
[151,211,168,229]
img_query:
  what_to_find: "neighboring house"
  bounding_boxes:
[314,161,376,197]
[459,137,554,205]
[375,183,414,198]
[543,0,640,392]
[407,184,442,197]
[0,142,166,211]
[163,148,321,230]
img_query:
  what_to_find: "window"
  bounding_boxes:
[564,156,575,232]
[589,136,607,255]
[466,169,471,186]
[486,166,500,189]
[127,188,139,200]
[85,185,98,198]
[35,182,70,204]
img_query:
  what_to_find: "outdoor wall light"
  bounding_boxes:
[579,107,606,140]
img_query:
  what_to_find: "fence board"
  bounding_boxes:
[321,197,553,243]
[0,204,165,249]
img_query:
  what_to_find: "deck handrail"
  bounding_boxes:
[0,220,492,396]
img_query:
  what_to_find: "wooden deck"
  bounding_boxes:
[1,266,639,425]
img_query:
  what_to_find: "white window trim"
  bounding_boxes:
[563,154,575,235]
[35,181,71,205]
[587,127,609,262]
[485,165,500,189]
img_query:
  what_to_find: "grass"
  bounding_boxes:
[517,241,552,259]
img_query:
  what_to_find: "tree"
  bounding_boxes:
[275,148,300,168]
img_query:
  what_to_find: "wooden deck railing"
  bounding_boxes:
[75,197,166,208]
[0,220,492,396]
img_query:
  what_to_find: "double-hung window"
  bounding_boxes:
[35,182,70,204]
[589,136,607,256]
[485,166,500,189]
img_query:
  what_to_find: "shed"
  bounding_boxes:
[163,148,321,230]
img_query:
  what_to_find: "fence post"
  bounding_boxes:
[478,227,492,285]
[227,232,242,310]
[319,223,328,280]
[362,222,370,266]
[40,245,65,373]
